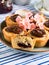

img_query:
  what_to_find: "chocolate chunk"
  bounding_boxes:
[26,29,29,31]
[44,20,49,28]
[5,26,23,34]
[10,14,20,22]
[18,42,31,48]
[30,28,46,37]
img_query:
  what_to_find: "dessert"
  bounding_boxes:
[44,19,49,31]
[44,19,49,39]
[2,9,49,50]
[2,25,24,42]
[11,35,36,51]
[5,14,21,26]
[30,28,48,47]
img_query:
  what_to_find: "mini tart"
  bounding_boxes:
[44,20,49,39]
[2,25,25,42]
[11,35,36,51]
[29,28,48,47]
[44,20,49,31]
[5,14,21,26]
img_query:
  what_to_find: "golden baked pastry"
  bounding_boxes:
[2,25,25,42]
[5,14,21,26]
[29,28,48,47]
[11,35,36,51]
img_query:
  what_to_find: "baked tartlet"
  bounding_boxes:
[5,14,21,26]
[11,35,36,51]
[44,19,49,39]
[44,19,49,31]
[2,25,24,42]
[29,28,48,47]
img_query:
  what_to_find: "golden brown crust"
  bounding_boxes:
[44,25,49,31]
[5,16,17,27]
[35,36,48,47]
[2,27,17,42]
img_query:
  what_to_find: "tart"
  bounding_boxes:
[11,35,36,51]
[2,25,24,42]
[44,20,49,31]
[29,28,48,47]
[44,19,49,39]
[5,14,21,26]
[44,19,49,31]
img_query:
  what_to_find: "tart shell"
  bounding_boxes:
[2,27,25,42]
[5,16,17,26]
[29,30,49,47]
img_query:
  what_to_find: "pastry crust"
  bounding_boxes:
[44,26,49,40]
[29,30,49,47]
[11,35,36,51]
[2,26,25,42]
[5,16,17,26]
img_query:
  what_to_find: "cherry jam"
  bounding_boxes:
[0,0,12,14]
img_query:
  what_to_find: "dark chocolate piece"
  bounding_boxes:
[5,26,23,34]
[10,14,20,22]
[18,42,31,48]
[44,20,49,28]
[30,28,46,37]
